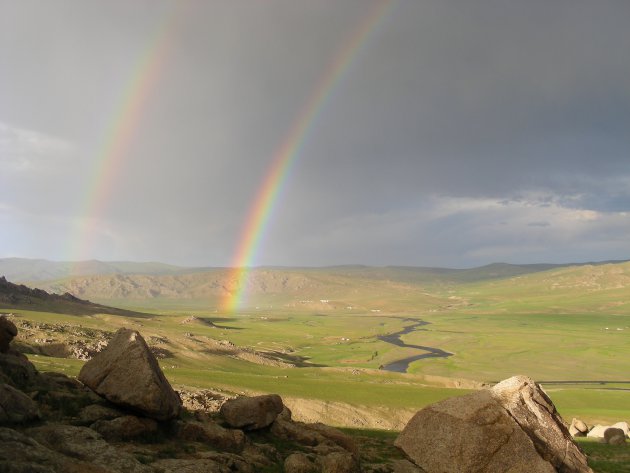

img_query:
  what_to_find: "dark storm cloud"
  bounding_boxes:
[1,0,629,266]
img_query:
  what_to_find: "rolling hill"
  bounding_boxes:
[0,275,148,316]
[4,257,628,313]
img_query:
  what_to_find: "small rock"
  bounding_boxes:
[587,425,609,439]
[284,452,318,473]
[178,420,246,452]
[271,417,321,446]
[570,418,589,437]
[91,415,158,441]
[79,403,125,423]
[317,451,359,473]
[604,427,626,445]
[220,394,284,430]
[0,383,40,423]
[308,423,358,456]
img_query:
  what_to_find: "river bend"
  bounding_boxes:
[377,318,452,373]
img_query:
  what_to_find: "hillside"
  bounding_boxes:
[456,261,630,315]
[0,276,148,317]
[1,257,587,285]
[15,259,628,312]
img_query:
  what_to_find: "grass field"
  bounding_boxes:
[10,304,629,428]
[3,261,630,428]
[3,261,630,470]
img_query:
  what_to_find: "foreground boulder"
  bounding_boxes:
[491,376,590,471]
[220,394,284,430]
[395,375,592,473]
[78,328,182,420]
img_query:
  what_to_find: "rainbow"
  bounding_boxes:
[222,0,394,312]
[69,4,184,265]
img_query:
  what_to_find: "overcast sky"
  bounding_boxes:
[1,0,629,268]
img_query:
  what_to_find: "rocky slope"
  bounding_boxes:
[0,318,418,472]
[0,313,600,472]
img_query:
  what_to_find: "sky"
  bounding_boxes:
[1,0,629,268]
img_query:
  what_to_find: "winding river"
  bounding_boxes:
[377,318,452,373]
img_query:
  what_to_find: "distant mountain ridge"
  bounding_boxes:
[2,257,628,310]
[3,257,628,284]
[0,257,187,282]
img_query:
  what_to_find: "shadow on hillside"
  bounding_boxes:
[197,317,243,330]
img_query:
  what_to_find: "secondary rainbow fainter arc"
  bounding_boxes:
[67,3,186,270]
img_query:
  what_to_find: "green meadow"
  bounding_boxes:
[5,261,630,429]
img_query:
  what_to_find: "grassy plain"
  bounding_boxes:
[4,261,630,428]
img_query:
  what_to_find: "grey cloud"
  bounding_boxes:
[1,0,629,266]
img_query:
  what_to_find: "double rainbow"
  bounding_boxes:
[221,0,393,312]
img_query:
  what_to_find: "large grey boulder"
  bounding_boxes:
[0,383,40,424]
[491,376,590,472]
[395,375,592,473]
[78,328,181,420]
[284,453,318,473]
[220,394,284,430]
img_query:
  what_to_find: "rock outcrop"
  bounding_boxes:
[395,375,592,473]
[2,321,400,473]
[78,328,182,420]
[0,319,606,472]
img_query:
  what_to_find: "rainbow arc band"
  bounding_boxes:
[69,3,185,268]
[222,0,394,312]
